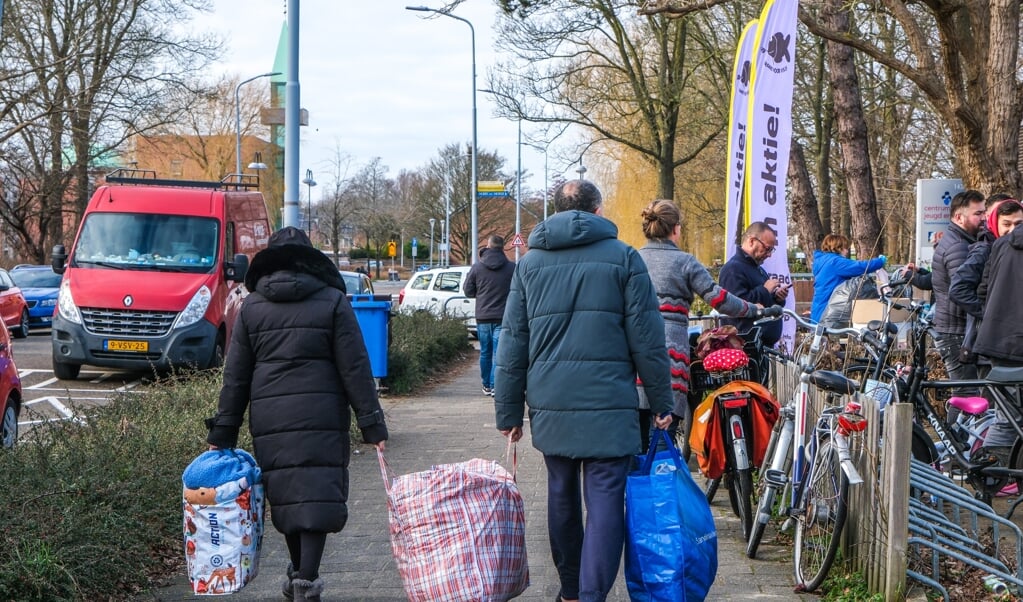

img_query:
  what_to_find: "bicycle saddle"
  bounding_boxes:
[948,396,989,415]
[986,365,1023,382]
[807,370,858,395]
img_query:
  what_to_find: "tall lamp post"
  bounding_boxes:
[235,71,281,175]
[406,5,478,265]
[429,218,436,267]
[302,169,317,233]
[515,120,522,261]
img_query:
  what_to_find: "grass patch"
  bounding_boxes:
[0,312,470,600]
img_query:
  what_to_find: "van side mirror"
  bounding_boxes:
[226,253,249,283]
[52,244,67,275]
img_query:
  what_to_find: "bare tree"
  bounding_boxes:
[0,0,221,262]
[487,0,734,200]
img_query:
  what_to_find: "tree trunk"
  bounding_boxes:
[789,141,824,267]
[825,0,883,257]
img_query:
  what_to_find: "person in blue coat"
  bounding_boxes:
[495,180,673,602]
[810,234,886,323]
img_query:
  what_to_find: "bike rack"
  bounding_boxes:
[906,458,1023,598]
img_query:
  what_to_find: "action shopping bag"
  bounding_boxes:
[182,449,265,595]
[626,429,718,602]
[378,448,529,602]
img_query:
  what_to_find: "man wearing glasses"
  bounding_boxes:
[718,222,788,348]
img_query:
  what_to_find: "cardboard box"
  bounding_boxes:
[851,298,913,328]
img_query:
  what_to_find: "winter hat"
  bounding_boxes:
[986,199,1023,239]
[182,449,261,489]
[244,226,345,292]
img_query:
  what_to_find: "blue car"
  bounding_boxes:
[11,265,60,329]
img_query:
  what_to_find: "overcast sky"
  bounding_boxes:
[203,1,579,201]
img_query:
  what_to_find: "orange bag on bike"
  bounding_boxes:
[709,380,780,467]
[690,395,726,479]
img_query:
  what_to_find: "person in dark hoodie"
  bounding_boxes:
[205,227,388,602]
[464,234,515,396]
[495,180,673,602]
[960,200,1023,465]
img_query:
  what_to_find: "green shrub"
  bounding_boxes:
[0,313,467,600]
[383,311,473,394]
[0,370,228,601]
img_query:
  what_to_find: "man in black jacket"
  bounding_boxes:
[719,222,788,348]
[932,190,985,395]
[465,235,515,396]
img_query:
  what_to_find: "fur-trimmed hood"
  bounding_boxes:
[244,227,345,295]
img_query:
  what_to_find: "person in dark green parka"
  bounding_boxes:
[494,180,673,602]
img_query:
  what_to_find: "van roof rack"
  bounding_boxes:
[103,168,261,190]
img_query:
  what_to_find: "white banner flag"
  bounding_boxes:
[745,0,798,350]
[724,20,759,262]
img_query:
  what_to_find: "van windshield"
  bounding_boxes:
[72,213,219,273]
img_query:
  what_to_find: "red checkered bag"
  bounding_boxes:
[702,348,749,374]
[378,447,529,602]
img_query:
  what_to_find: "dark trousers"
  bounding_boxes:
[544,454,631,602]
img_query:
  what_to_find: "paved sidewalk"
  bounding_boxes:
[149,355,815,601]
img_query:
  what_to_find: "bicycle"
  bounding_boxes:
[745,308,868,592]
[861,294,1023,513]
[686,318,766,504]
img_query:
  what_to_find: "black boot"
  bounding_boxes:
[291,577,324,601]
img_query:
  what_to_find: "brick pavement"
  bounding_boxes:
[149,354,816,601]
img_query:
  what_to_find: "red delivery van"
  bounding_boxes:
[49,169,271,380]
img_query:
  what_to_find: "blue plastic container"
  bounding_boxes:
[350,294,391,378]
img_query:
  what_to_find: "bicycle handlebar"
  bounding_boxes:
[755,307,863,338]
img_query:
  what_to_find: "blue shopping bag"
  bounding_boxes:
[625,429,718,602]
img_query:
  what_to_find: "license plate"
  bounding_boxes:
[104,339,148,352]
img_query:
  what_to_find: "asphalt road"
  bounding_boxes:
[11,278,409,443]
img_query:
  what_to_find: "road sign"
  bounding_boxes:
[387,241,397,257]
[511,233,525,247]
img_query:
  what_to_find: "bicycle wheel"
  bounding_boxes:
[726,467,754,540]
[674,402,693,462]
[704,476,721,503]
[748,423,790,558]
[793,437,849,592]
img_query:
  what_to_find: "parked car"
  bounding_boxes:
[0,320,22,448]
[340,270,375,296]
[11,265,61,330]
[398,266,476,335]
[0,269,29,339]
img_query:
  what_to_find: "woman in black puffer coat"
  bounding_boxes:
[206,227,388,601]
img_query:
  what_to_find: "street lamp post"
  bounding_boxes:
[406,5,478,265]
[302,169,317,234]
[235,72,281,175]
[576,161,587,180]
[515,120,522,261]
[429,218,436,267]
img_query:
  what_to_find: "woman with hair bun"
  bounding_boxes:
[637,199,760,449]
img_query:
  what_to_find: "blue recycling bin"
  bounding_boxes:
[349,294,391,378]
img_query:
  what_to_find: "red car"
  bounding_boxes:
[0,268,29,339]
[0,320,22,448]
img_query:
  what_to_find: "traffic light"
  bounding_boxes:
[388,241,397,257]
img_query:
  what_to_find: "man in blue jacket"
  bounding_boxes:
[494,180,673,602]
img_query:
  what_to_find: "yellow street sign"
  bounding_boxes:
[477,180,506,192]
[387,241,397,257]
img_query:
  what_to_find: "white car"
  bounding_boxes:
[398,266,476,334]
